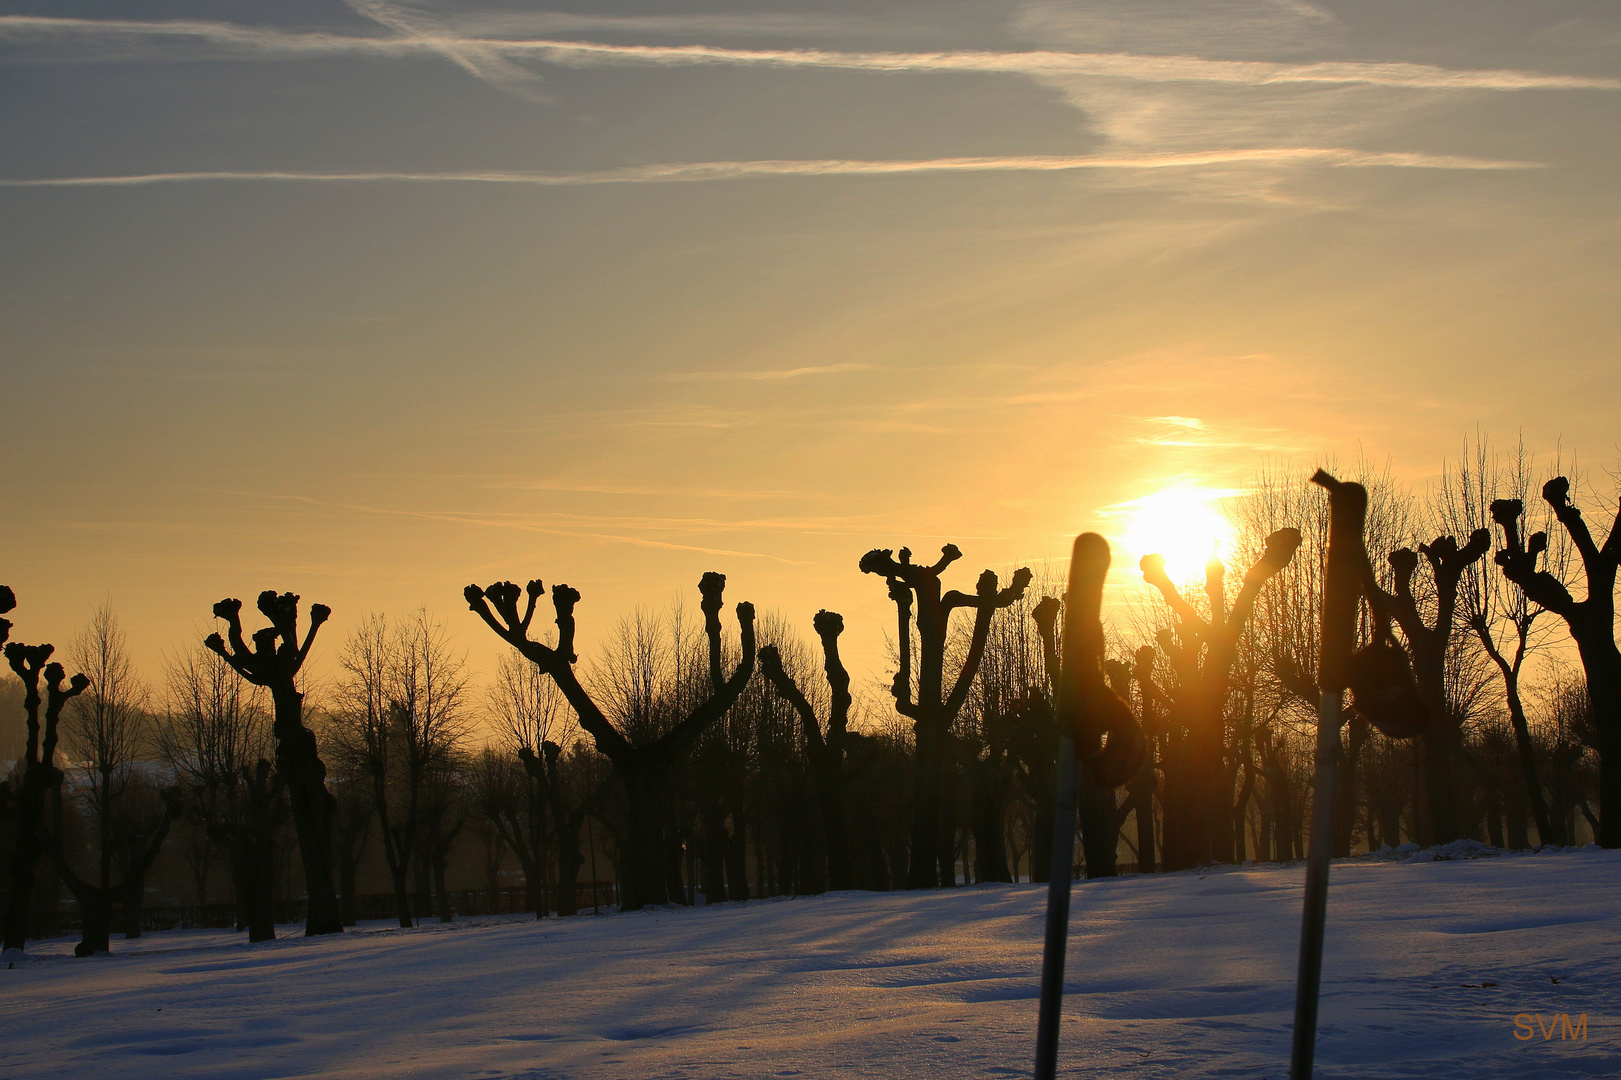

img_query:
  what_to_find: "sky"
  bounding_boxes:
[2,1,1619,697]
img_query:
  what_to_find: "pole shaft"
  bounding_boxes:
[1034,737,1079,1080]
[1289,690,1344,1080]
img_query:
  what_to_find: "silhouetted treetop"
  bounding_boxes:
[204,591,330,687]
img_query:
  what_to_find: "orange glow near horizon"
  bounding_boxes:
[1120,486,1238,585]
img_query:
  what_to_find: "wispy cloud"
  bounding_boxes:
[342,1,548,102]
[0,149,1544,190]
[666,363,876,382]
[3,16,1616,92]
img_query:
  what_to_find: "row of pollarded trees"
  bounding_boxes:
[3,442,1615,952]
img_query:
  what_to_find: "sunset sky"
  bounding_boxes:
[3,1,1618,692]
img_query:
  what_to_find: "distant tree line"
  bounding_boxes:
[1,435,1616,955]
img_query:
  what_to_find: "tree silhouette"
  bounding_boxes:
[759,610,856,891]
[1137,529,1301,870]
[860,545,1031,889]
[204,591,342,936]
[332,611,470,928]
[41,785,180,956]
[1361,530,1490,844]
[465,572,755,910]
[2,635,90,952]
[1492,477,1621,846]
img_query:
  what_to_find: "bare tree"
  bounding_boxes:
[157,643,273,914]
[1493,475,1621,846]
[465,573,755,910]
[859,545,1031,889]
[158,641,282,940]
[483,650,570,915]
[416,747,468,923]
[332,609,470,928]
[45,606,184,950]
[204,591,342,936]
[1436,436,1564,844]
[1136,531,1301,869]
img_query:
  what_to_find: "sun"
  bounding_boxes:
[1120,486,1238,584]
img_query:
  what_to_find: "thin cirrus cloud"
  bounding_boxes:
[0,149,1543,189]
[665,363,878,382]
[2,15,1617,93]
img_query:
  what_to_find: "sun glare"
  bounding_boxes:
[1120,487,1238,584]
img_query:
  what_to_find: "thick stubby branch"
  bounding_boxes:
[552,585,580,662]
[760,644,819,747]
[41,662,90,768]
[1139,554,1208,636]
[700,571,727,694]
[1226,529,1303,638]
[0,585,14,644]
[944,566,1033,720]
[813,610,853,735]
[1492,497,1576,614]
[653,600,757,758]
[1544,476,1603,572]
[887,579,918,719]
[1031,597,1062,692]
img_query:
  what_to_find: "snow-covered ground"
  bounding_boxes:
[3,846,1617,1079]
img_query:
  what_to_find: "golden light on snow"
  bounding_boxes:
[1119,486,1238,584]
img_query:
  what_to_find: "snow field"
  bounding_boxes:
[2,848,1618,1079]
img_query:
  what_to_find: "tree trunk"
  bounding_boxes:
[1075,766,1118,878]
[1573,631,1621,847]
[434,855,452,924]
[556,820,584,917]
[1333,717,1367,857]
[908,726,944,888]
[121,868,146,939]
[270,687,343,935]
[2,815,45,952]
[74,889,113,957]
[726,810,748,895]
[620,764,671,910]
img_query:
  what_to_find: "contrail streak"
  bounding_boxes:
[0,150,1545,189]
[3,16,1617,92]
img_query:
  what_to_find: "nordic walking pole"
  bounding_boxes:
[1034,732,1079,1080]
[1289,472,1367,1080]
[1034,533,1112,1080]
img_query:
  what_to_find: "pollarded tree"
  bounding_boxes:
[1493,476,1621,846]
[1,639,89,953]
[204,591,342,936]
[859,545,1031,889]
[759,610,856,891]
[1366,531,1491,844]
[1137,529,1301,870]
[465,572,755,910]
